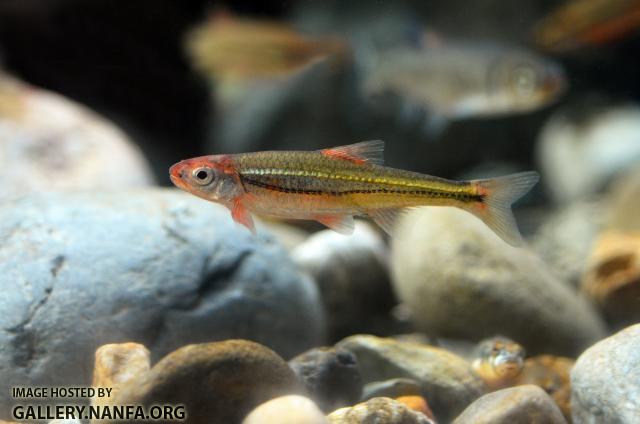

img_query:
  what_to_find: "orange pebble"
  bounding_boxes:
[395,395,435,420]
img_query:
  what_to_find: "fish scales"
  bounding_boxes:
[169,140,539,246]
[234,150,478,214]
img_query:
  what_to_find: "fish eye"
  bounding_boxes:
[192,167,214,185]
[511,66,537,97]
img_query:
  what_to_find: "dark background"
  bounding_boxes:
[1,0,638,187]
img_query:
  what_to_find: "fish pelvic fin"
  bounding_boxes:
[466,171,540,247]
[231,199,256,234]
[320,140,385,165]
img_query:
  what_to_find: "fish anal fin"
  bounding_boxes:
[321,140,385,165]
[315,214,355,235]
[231,200,256,234]
[368,208,406,236]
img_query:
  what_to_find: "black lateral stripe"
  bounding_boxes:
[241,176,483,201]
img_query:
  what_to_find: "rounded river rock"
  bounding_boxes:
[0,189,324,418]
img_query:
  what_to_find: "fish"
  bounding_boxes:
[169,140,539,246]
[361,42,566,133]
[185,11,349,82]
[471,336,526,391]
[533,0,640,53]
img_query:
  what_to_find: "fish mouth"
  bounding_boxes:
[169,162,188,190]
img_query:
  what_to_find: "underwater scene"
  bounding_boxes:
[1,0,640,422]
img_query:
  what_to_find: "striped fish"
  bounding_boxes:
[169,141,538,246]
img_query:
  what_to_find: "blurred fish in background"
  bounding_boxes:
[186,10,349,82]
[533,0,640,53]
[186,10,353,154]
[360,38,567,135]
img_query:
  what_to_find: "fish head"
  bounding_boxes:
[486,339,526,378]
[169,155,243,205]
[475,336,525,379]
[489,50,566,113]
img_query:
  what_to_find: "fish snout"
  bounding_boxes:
[169,162,189,189]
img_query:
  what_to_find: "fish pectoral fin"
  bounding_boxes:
[231,200,256,234]
[315,214,355,235]
[368,208,407,236]
[320,140,385,165]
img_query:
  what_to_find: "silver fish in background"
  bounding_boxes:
[361,42,567,132]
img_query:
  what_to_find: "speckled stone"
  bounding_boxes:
[453,385,567,424]
[110,340,303,424]
[336,335,485,422]
[289,347,362,412]
[571,324,640,423]
[328,397,435,424]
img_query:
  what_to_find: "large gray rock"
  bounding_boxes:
[571,324,640,423]
[336,335,485,422]
[453,385,567,424]
[0,189,325,419]
[391,207,606,356]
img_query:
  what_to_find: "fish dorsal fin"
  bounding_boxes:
[315,214,355,235]
[320,140,385,165]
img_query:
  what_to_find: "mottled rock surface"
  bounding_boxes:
[453,385,567,424]
[0,190,324,418]
[289,347,362,412]
[391,207,606,356]
[328,397,434,424]
[571,324,640,423]
[336,335,485,422]
[0,73,153,200]
[292,222,397,340]
[242,395,327,424]
[109,340,302,424]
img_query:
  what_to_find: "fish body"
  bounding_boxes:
[186,11,348,82]
[362,43,566,123]
[533,0,640,52]
[170,141,539,246]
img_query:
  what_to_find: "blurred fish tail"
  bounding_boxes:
[466,171,539,247]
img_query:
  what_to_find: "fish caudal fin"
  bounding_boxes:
[467,171,540,247]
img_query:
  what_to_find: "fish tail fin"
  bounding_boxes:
[465,171,540,247]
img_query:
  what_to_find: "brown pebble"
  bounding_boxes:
[107,339,303,424]
[582,231,640,327]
